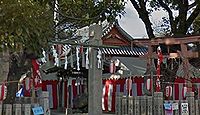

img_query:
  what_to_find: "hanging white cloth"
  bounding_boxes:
[97,48,102,69]
[52,46,59,67]
[41,49,47,63]
[76,46,80,71]
[85,48,89,69]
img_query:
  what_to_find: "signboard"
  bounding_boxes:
[172,103,179,110]
[32,106,44,115]
[164,103,172,110]
[181,103,189,115]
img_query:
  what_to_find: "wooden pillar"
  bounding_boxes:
[13,104,21,115]
[147,96,153,115]
[88,24,102,115]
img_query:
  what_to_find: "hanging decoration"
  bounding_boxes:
[156,46,163,92]
[97,48,102,69]
[41,49,47,63]
[52,46,59,67]
[109,60,116,74]
[85,48,89,69]
[182,86,187,99]
[63,45,71,70]
[81,46,86,67]
[146,78,152,91]
[165,86,172,99]
[76,46,80,71]
[0,82,7,101]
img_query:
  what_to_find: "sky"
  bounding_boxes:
[118,0,167,38]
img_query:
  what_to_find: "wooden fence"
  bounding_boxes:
[115,92,199,115]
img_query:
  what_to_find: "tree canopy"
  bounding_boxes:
[0,0,125,55]
[130,0,200,38]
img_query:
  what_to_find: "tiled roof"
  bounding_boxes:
[101,46,147,56]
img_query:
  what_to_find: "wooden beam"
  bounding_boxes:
[131,36,200,46]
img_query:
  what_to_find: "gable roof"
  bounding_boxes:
[102,21,134,41]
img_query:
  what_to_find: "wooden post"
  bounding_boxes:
[195,100,199,115]
[121,96,128,114]
[88,24,102,115]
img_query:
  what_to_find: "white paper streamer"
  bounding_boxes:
[41,49,47,63]
[76,46,80,71]
[85,48,89,69]
[97,48,102,69]
[52,46,59,67]
[63,45,71,70]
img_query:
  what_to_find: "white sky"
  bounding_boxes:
[118,0,167,38]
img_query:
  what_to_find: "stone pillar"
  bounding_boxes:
[40,91,51,115]
[195,100,199,115]
[121,96,128,115]
[128,96,134,115]
[3,104,12,115]
[22,104,31,115]
[0,102,2,115]
[115,92,123,115]
[186,92,195,115]
[147,96,153,115]
[88,24,102,115]
[133,96,140,115]
[173,100,179,115]
[13,104,21,115]
[153,92,163,115]
[140,96,147,115]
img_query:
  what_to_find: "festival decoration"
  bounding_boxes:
[156,46,163,92]
[63,45,71,70]
[146,78,152,91]
[41,49,47,63]
[0,83,7,101]
[182,86,187,99]
[97,48,102,69]
[85,48,89,69]
[165,86,172,99]
[52,46,59,67]
[109,60,116,73]
[76,46,80,71]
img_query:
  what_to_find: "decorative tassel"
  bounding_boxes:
[76,46,80,71]
[97,48,102,69]
[85,48,89,69]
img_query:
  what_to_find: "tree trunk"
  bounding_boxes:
[3,51,32,104]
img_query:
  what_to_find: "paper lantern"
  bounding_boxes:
[165,86,172,98]
[182,86,187,99]
[0,84,7,101]
[146,78,152,91]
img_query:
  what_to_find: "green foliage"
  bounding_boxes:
[0,0,54,55]
[0,0,125,56]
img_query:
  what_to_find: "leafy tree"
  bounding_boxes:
[129,0,200,93]
[130,0,200,38]
[0,0,125,103]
